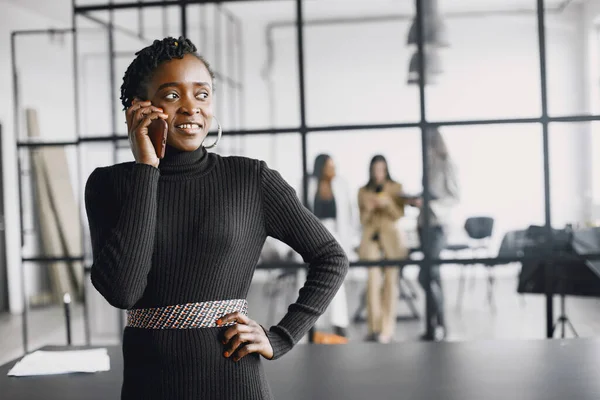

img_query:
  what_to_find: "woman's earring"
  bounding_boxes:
[203,116,222,149]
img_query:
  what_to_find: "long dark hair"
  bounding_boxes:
[366,155,393,191]
[312,154,331,181]
[426,127,449,161]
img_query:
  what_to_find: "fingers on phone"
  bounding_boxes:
[137,112,169,131]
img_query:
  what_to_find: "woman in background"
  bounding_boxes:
[358,155,407,343]
[306,154,356,341]
[415,128,460,341]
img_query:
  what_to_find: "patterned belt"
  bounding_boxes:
[126,299,248,329]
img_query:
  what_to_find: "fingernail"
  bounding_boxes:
[216,319,222,326]
[233,357,239,362]
[223,351,229,357]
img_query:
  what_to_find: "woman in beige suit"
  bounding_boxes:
[358,155,408,343]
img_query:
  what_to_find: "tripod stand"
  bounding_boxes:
[551,294,578,339]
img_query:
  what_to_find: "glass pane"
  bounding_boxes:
[546,3,598,116]
[217,133,303,189]
[426,2,541,121]
[15,32,76,141]
[424,124,545,341]
[76,12,111,138]
[197,1,300,131]
[427,124,545,243]
[549,122,595,228]
[303,1,420,126]
[592,123,600,214]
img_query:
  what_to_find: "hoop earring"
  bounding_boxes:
[203,116,222,149]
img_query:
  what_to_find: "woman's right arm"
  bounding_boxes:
[85,165,160,309]
[86,98,168,309]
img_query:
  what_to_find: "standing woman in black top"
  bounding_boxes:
[84,37,348,400]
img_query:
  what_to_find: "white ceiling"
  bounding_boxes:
[2,0,587,27]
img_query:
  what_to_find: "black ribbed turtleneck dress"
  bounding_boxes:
[84,144,349,399]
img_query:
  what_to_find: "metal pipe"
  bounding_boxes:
[10,28,74,36]
[536,0,554,340]
[12,30,27,354]
[79,12,148,42]
[10,33,25,249]
[295,0,308,208]
[63,293,72,346]
[294,0,312,343]
[414,0,435,341]
[162,4,168,37]
[236,19,245,131]
[200,4,207,52]
[138,0,144,39]
[228,10,236,132]
[215,4,223,122]
[75,0,279,13]
[19,245,28,354]
[253,252,600,270]
[108,3,119,166]
[181,1,188,38]
[22,256,85,263]
[17,141,79,148]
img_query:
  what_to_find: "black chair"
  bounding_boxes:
[455,216,495,311]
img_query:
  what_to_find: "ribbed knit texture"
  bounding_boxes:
[84,144,348,400]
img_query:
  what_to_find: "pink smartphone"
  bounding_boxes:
[148,118,168,159]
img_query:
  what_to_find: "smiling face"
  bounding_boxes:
[146,53,214,152]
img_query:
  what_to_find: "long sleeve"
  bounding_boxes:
[85,164,160,309]
[358,188,376,226]
[380,183,405,221]
[260,162,349,359]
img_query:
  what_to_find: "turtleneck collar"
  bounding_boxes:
[158,144,215,180]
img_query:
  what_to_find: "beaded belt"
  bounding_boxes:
[126,299,248,329]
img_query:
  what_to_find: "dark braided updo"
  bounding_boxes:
[120,36,215,110]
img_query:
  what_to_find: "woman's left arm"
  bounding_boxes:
[257,161,349,359]
[379,183,405,221]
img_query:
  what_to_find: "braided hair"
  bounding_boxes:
[120,36,215,110]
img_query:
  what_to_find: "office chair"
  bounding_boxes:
[455,216,495,311]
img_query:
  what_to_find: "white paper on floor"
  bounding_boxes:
[7,348,111,377]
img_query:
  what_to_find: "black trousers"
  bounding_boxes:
[417,226,446,328]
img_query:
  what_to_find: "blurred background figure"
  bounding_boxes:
[416,127,460,342]
[358,155,408,344]
[296,154,357,343]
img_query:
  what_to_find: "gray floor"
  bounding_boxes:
[2,270,600,366]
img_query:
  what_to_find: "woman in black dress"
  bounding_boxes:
[85,37,348,399]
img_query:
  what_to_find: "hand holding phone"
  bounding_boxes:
[125,98,168,167]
